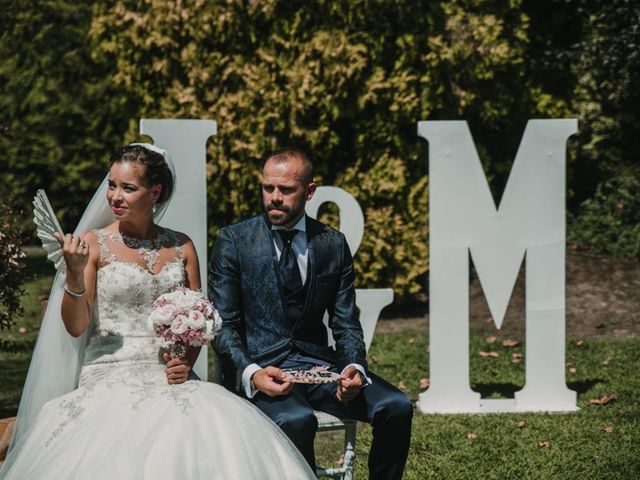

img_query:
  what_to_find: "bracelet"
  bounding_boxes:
[64,285,86,297]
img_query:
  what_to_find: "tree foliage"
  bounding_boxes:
[1,0,637,302]
[0,0,134,232]
[0,190,27,331]
[522,0,640,256]
[88,0,561,299]
[568,171,640,259]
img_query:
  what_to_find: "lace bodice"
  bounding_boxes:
[1,225,316,480]
[80,228,186,384]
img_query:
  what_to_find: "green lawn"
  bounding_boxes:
[2,252,638,478]
[330,331,640,479]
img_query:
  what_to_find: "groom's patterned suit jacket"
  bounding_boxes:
[209,214,367,394]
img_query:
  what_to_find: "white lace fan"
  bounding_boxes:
[33,189,65,273]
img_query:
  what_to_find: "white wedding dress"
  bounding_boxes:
[1,229,315,479]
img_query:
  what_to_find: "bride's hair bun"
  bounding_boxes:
[112,145,174,204]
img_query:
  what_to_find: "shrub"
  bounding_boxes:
[0,195,27,331]
[569,170,640,260]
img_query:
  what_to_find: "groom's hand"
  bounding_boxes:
[252,366,293,397]
[336,366,363,402]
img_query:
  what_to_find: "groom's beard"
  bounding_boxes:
[265,204,304,227]
[266,204,291,225]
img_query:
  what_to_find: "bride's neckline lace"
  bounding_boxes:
[96,228,181,273]
[99,258,183,277]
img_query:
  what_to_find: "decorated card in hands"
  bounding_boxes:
[281,366,341,384]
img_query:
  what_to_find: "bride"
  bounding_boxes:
[0,144,315,479]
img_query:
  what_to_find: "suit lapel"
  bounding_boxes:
[304,217,316,309]
[304,215,322,294]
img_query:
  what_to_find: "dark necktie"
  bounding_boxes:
[277,229,303,293]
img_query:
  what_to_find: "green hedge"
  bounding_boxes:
[1,0,638,301]
[0,188,27,332]
[0,0,134,232]
[88,0,554,300]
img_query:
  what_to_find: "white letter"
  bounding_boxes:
[418,120,578,413]
[140,118,216,380]
[306,186,392,350]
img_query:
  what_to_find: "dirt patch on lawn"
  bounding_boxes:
[376,250,639,339]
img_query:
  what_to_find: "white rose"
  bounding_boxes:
[202,301,214,317]
[156,305,177,323]
[148,305,172,331]
[170,315,189,335]
[163,290,182,302]
[175,294,196,310]
[187,310,206,330]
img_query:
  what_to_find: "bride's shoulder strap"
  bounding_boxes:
[163,228,185,261]
[93,228,117,265]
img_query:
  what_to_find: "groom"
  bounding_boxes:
[209,147,412,479]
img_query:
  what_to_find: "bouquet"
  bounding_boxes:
[149,287,221,358]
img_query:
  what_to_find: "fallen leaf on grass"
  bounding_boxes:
[589,394,618,406]
[467,432,478,440]
[419,378,430,389]
[407,337,415,344]
[568,367,577,374]
[484,316,493,324]
[18,327,27,334]
[602,426,614,433]
[502,339,520,348]
[479,351,499,358]
[576,340,584,347]
[512,353,523,363]
[485,336,497,344]
[538,440,550,448]
[602,358,610,366]
[517,421,526,429]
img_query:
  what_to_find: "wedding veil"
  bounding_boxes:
[7,143,176,452]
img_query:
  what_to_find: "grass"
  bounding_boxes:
[321,330,640,479]
[2,251,639,478]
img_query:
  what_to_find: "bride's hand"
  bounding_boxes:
[55,232,90,280]
[163,353,191,384]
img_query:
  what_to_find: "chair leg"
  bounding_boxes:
[314,419,358,480]
[342,422,356,480]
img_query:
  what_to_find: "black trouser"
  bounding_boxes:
[251,353,413,480]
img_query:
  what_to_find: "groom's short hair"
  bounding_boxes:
[264,147,314,184]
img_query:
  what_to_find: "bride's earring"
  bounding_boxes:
[152,202,157,214]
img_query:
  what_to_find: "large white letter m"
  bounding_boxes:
[418,120,578,413]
